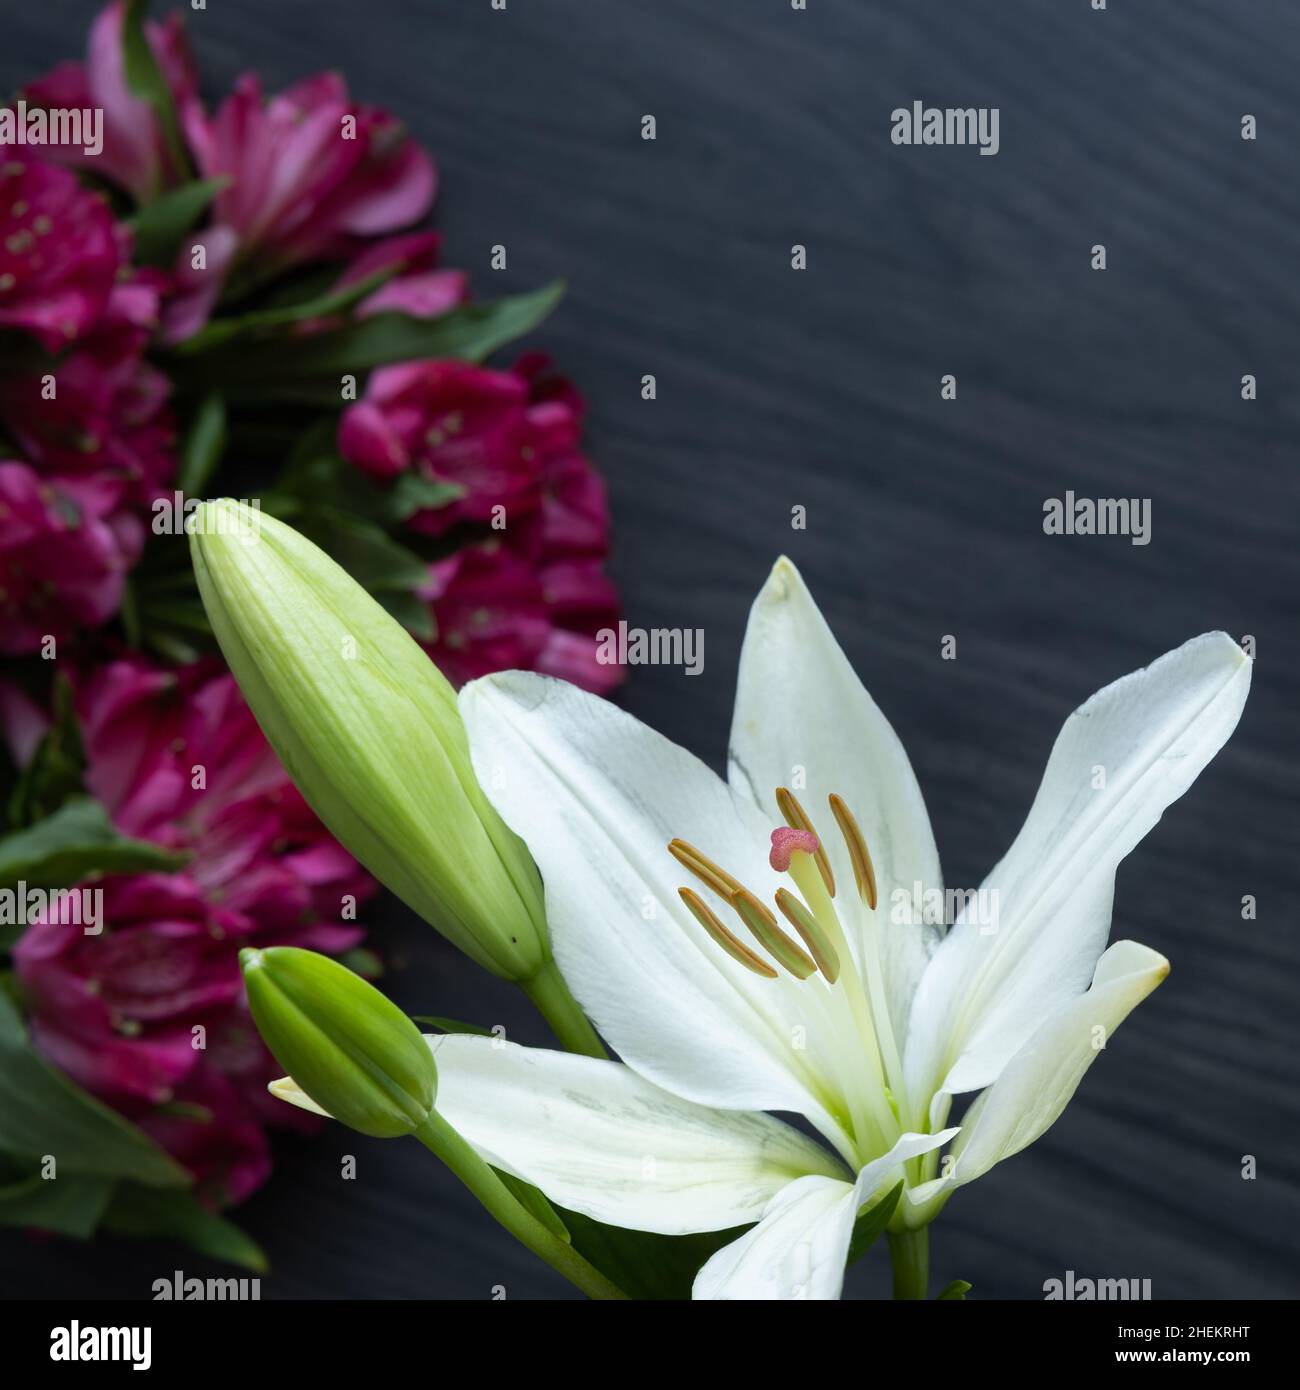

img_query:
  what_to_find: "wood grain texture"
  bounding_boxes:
[2,0,1297,1300]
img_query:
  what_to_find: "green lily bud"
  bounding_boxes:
[240,946,435,1138]
[191,500,547,980]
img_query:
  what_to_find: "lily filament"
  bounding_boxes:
[669,786,907,1156]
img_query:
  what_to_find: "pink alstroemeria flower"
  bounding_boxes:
[422,539,622,695]
[340,352,624,694]
[338,359,542,527]
[0,463,142,655]
[11,659,372,1207]
[22,0,198,201]
[0,154,120,351]
[165,72,435,339]
[0,272,177,507]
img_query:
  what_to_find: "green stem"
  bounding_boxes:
[888,1228,930,1300]
[522,959,607,1059]
[415,1110,626,1299]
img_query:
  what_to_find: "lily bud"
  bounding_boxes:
[240,946,435,1138]
[191,499,547,980]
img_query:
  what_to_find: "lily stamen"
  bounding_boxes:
[731,886,817,979]
[678,887,777,978]
[665,799,905,1147]
[775,888,841,983]
[774,787,836,896]
[667,838,745,899]
[828,793,878,909]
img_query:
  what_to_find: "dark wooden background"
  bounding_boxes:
[3,0,1297,1300]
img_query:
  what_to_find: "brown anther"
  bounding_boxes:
[774,787,835,897]
[774,888,841,983]
[667,838,745,899]
[731,887,816,980]
[678,887,777,978]
[828,793,877,909]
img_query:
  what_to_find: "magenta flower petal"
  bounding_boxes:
[0,156,120,351]
[337,399,410,479]
[534,627,625,695]
[184,71,436,285]
[421,543,551,686]
[337,230,440,287]
[139,1065,272,1208]
[0,463,138,654]
[359,268,468,320]
[0,273,177,505]
[339,360,541,533]
[23,0,197,200]
[333,132,437,237]
[160,223,239,344]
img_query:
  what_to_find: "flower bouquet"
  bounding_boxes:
[0,0,619,1269]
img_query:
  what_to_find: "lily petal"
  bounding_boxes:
[905,632,1249,1119]
[268,1074,329,1116]
[942,940,1168,1191]
[728,558,943,1041]
[430,1035,845,1233]
[270,1035,845,1234]
[694,1128,958,1300]
[460,670,855,1143]
[692,1175,858,1300]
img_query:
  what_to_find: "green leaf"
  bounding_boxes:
[121,0,191,186]
[260,446,449,639]
[557,1212,748,1300]
[169,283,565,404]
[846,1180,903,1266]
[936,1279,972,1300]
[338,947,383,980]
[410,1016,492,1037]
[376,590,435,641]
[387,472,464,521]
[0,990,189,1188]
[0,1168,116,1238]
[0,797,187,895]
[308,511,427,592]
[128,177,227,266]
[494,1169,570,1245]
[124,519,218,658]
[177,391,227,495]
[173,267,394,355]
[7,675,84,828]
[119,576,144,648]
[270,447,463,531]
[141,628,205,665]
[103,1186,268,1272]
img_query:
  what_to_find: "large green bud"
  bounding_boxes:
[192,500,547,980]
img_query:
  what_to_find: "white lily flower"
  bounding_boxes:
[274,559,1251,1298]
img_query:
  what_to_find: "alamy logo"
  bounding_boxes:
[0,101,103,157]
[890,882,1000,935]
[1043,1270,1152,1300]
[152,1270,262,1300]
[596,621,704,675]
[152,492,262,537]
[0,883,102,935]
[1043,492,1152,546]
[891,102,1000,156]
[50,1322,151,1370]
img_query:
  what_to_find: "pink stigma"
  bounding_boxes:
[770,826,820,872]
